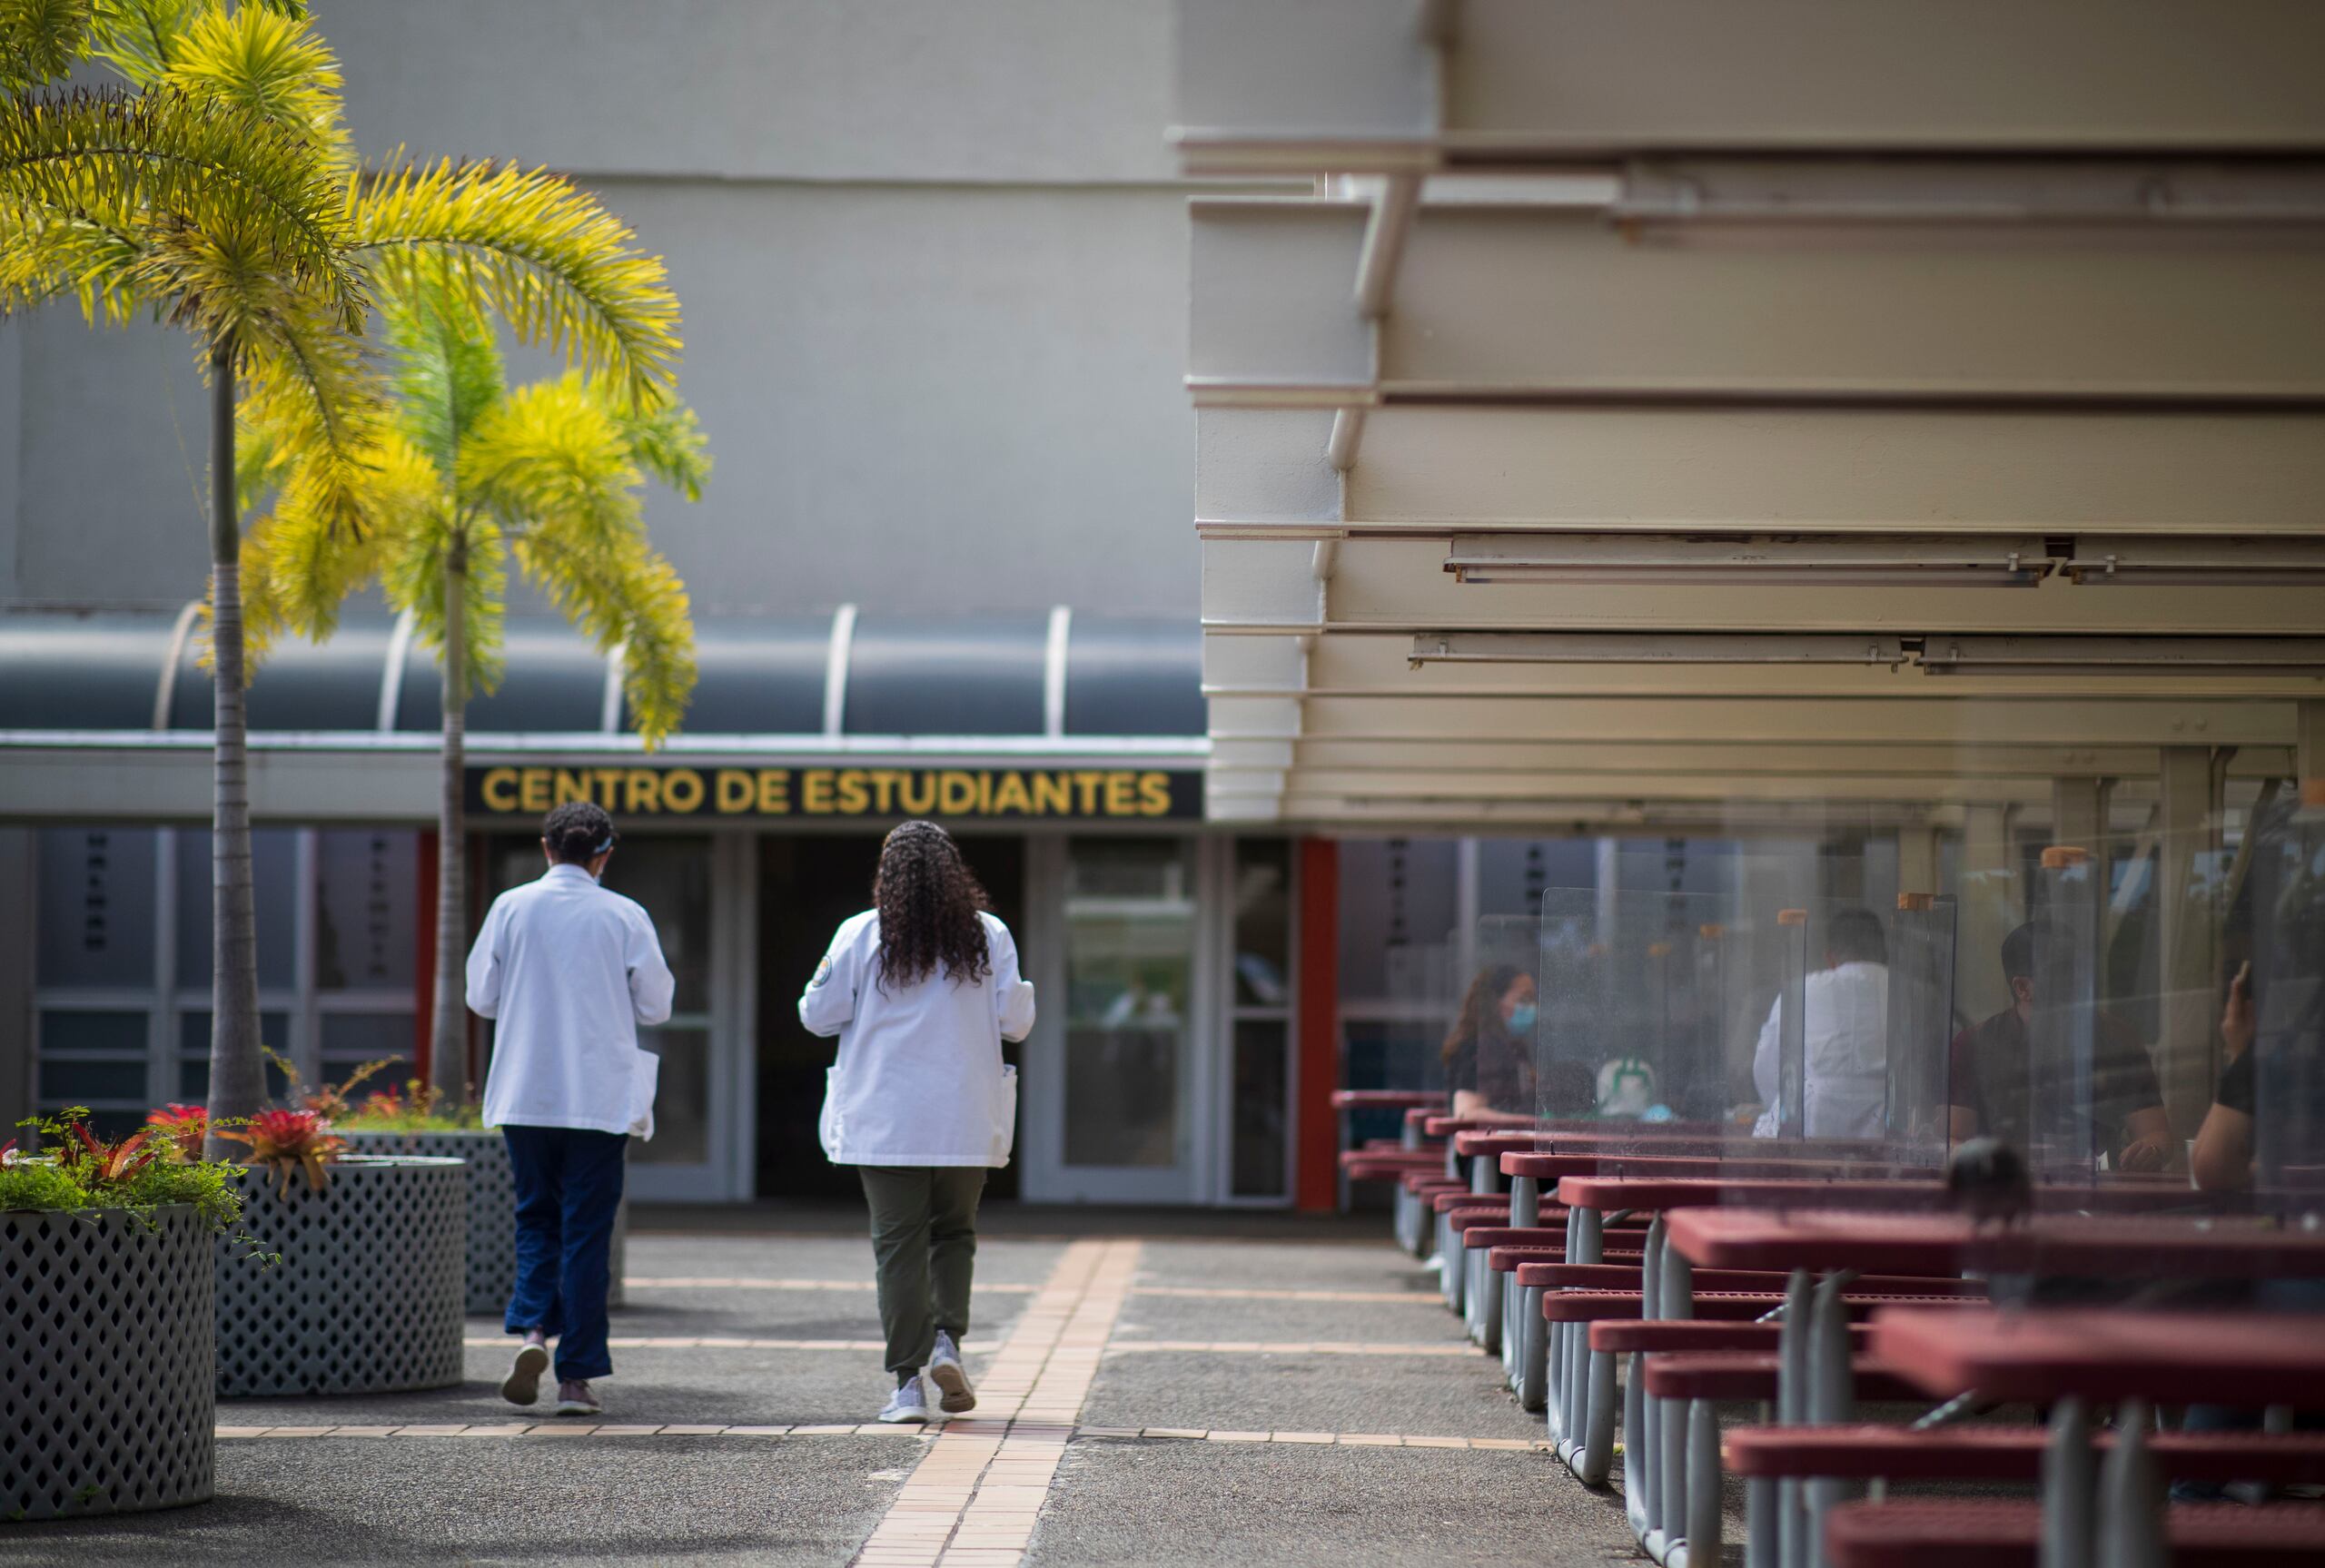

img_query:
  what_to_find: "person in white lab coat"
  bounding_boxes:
[800,821,1035,1425]
[468,801,673,1417]
[1751,907,1890,1140]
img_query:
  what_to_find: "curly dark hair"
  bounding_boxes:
[542,801,616,864]
[874,821,992,991]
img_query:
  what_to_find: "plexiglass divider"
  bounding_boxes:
[2248,791,2325,1218]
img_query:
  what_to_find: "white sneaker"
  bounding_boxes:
[927,1331,976,1414]
[500,1341,549,1406]
[879,1376,931,1424]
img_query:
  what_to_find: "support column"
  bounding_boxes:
[1294,837,1341,1212]
[1895,822,1941,900]
[2155,749,2223,1141]
[1955,804,2017,1024]
[0,829,33,1136]
[2050,774,2111,942]
[2300,701,2325,814]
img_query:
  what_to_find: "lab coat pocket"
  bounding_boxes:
[992,1064,1020,1165]
[819,1067,842,1159]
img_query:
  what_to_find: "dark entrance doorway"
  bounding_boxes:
[756,833,1026,1200]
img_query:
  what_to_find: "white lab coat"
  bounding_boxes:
[799,910,1035,1168]
[1750,961,1889,1139]
[469,863,675,1137]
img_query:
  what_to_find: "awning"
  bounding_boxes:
[0,606,1206,824]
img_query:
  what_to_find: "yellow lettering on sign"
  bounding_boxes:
[975,772,995,814]
[803,769,835,814]
[757,769,791,814]
[836,769,869,814]
[992,772,1032,815]
[554,769,592,805]
[1104,772,1137,816]
[866,770,900,814]
[1139,772,1172,816]
[661,768,705,814]
[1030,773,1070,815]
[626,768,662,814]
[716,770,753,813]
[898,771,936,815]
[519,768,551,813]
[594,766,625,804]
[1073,770,1104,814]
[938,770,978,815]
[481,768,519,812]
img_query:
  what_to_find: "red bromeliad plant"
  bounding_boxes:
[55,1123,162,1184]
[215,1109,347,1196]
[146,1104,210,1161]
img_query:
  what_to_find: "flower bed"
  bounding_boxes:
[3,1116,237,1522]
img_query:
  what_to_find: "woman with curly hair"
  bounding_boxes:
[800,821,1036,1424]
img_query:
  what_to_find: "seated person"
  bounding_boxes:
[1443,963,1537,1121]
[1948,919,2172,1172]
[2191,963,2256,1193]
[1751,907,1890,1139]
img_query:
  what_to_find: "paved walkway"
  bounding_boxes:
[2,1223,1638,1566]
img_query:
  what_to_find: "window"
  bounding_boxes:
[1227,838,1292,1199]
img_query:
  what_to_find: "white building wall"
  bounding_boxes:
[1,0,1199,618]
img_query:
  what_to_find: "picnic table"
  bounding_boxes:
[1665,1208,2325,1280]
[1850,1307,2325,1568]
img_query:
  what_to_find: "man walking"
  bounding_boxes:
[469,801,672,1416]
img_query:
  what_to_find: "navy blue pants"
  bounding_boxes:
[502,1125,628,1381]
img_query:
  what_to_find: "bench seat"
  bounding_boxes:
[1730,1424,2325,1484]
[1644,1350,1928,1404]
[1591,1320,1875,1356]
[1824,1499,2325,1568]
[1516,1261,1984,1296]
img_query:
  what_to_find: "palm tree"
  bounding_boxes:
[1,3,686,1147]
[244,268,705,1099]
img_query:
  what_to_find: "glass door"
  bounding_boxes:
[1022,834,1209,1203]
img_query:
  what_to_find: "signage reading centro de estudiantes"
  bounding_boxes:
[466,763,1202,822]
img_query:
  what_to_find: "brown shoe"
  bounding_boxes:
[555,1379,603,1416]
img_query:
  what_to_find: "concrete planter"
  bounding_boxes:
[3,1205,214,1521]
[337,1130,629,1315]
[213,1156,465,1397]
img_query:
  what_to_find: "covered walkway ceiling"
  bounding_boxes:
[1173,0,2325,828]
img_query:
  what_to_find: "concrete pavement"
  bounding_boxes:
[1,1222,1645,1566]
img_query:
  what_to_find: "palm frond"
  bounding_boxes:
[1,0,95,94]
[379,485,509,699]
[0,85,362,330]
[0,198,142,318]
[461,374,696,741]
[380,261,504,483]
[163,1,343,164]
[608,386,710,502]
[352,157,682,409]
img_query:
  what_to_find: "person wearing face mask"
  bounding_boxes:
[1443,964,1538,1120]
[468,800,674,1418]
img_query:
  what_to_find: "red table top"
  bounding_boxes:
[1509,1153,1931,1182]
[1558,1177,1947,1212]
[1873,1307,2325,1406]
[1666,1208,2325,1278]
[1331,1090,1444,1111]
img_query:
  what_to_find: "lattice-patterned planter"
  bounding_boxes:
[336,1131,629,1315]
[3,1205,214,1521]
[213,1157,465,1397]
[341,1130,513,1315]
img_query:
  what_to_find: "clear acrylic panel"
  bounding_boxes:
[2248,791,2325,1213]
[1391,929,1459,1103]
[1447,914,1538,1119]
[1536,885,1731,1139]
[1883,893,1959,1169]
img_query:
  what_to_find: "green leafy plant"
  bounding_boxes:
[4,1110,243,1232]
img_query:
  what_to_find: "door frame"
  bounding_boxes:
[1018,830,1220,1204]
[626,826,757,1202]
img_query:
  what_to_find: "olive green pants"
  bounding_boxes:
[857,1165,986,1375]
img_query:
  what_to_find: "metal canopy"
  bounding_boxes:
[1172,0,2325,827]
[0,608,1202,745]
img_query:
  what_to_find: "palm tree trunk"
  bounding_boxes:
[204,340,266,1154]
[428,537,470,1100]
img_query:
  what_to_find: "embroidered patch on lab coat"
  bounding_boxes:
[811,956,833,987]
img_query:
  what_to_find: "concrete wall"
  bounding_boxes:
[1,0,1197,618]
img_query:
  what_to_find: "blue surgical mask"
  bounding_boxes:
[1507,1002,1538,1035]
